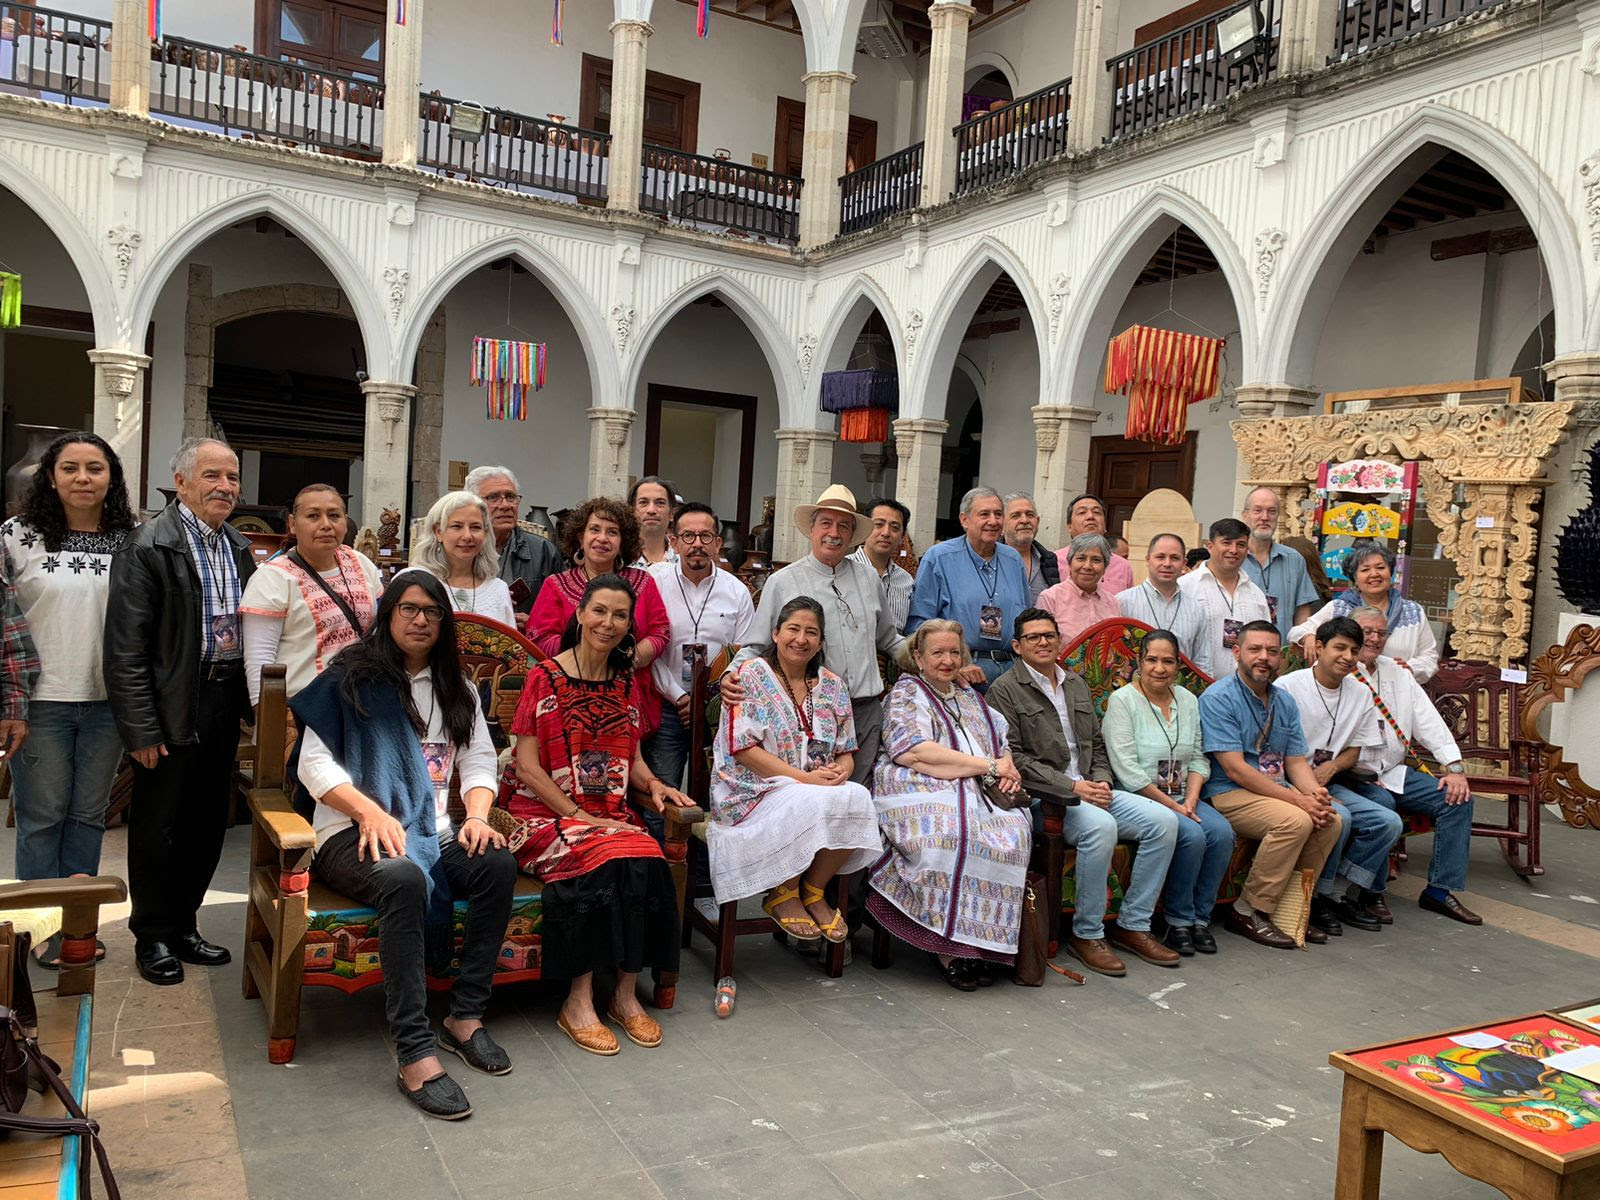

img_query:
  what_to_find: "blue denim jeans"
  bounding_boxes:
[1060,789,1180,938]
[10,700,124,880]
[1320,783,1404,895]
[1162,800,1237,928]
[1356,769,1472,893]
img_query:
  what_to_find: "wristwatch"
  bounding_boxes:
[1444,762,1466,775]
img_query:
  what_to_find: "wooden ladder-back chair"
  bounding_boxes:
[1421,660,1544,877]
[681,645,850,1013]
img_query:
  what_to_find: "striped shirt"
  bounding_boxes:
[178,503,242,662]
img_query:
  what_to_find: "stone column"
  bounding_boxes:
[919,3,976,208]
[798,70,855,249]
[1547,353,1600,407]
[1067,0,1121,152]
[1278,0,1342,73]
[587,406,636,500]
[110,0,151,116]
[893,417,949,551]
[607,19,652,214]
[860,448,889,493]
[88,348,151,506]
[1030,404,1098,547]
[360,379,415,531]
[774,428,838,563]
[1234,383,1319,419]
[381,0,425,168]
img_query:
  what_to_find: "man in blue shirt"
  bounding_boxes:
[906,486,1030,688]
[1199,619,1343,949]
[1240,487,1320,641]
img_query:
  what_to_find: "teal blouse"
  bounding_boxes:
[1102,682,1209,795]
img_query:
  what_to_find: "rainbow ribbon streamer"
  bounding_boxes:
[147,0,162,40]
[394,0,406,25]
[697,0,710,37]
[470,336,547,421]
[551,0,564,45]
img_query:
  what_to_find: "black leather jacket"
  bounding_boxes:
[104,504,255,750]
[497,525,564,613]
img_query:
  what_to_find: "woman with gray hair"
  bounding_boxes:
[403,491,516,626]
[1037,531,1121,645]
[1289,538,1438,681]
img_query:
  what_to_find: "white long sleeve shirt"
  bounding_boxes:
[1352,655,1463,791]
[299,668,500,850]
[647,562,754,704]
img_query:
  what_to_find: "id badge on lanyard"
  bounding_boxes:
[979,604,1002,641]
[210,613,240,657]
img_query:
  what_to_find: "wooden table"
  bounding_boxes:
[1331,1013,1600,1199]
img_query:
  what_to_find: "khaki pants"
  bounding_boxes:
[1209,790,1344,913]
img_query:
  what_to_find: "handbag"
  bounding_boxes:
[483,806,534,853]
[1013,872,1086,987]
[0,1004,121,1198]
[979,778,1032,812]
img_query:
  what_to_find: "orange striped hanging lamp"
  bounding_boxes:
[1103,325,1224,445]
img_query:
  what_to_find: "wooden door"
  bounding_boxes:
[773,97,878,176]
[1087,435,1198,535]
[581,54,700,151]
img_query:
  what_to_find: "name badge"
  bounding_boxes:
[1222,619,1243,651]
[681,642,705,688]
[979,604,1002,641]
[1266,595,1279,624]
[210,613,240,656]
[1155,758,1185,796]
[1310,748,1334,768]
[1258,749,1285,779]
[421,741,451,787]
[576,750,611,796]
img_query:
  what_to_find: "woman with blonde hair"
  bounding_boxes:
[867,618,1032,991]
[405,491,515,626]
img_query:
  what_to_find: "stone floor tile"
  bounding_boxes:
[804,1123,1029,1200]
[650,1144,862,1200]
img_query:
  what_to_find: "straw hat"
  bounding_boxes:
[793,484,867,549]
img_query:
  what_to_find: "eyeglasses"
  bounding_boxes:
[829,582,860,630]
[674,531,719,544]
[1361,629,1388,642]
[481,492,521,505]
[397,602,445,624]
[1017,631,1060,645]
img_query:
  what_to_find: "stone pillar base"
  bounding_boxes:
[587,406,636,500]
[88,348,152,508]
[1547,354,1600,407]
[774,428,838,562]
[893,417,949,552]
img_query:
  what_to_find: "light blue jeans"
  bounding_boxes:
[1355,769,1472,893]
[1060,789,1180,938]
[1162,800,1237,928]
[10,700,125,880]
[1320,783,1404,896]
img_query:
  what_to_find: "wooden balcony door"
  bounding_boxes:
[773,97,878,177]
[255,0,385,79]
[580,54,700,152]
[1088,435,1198,534]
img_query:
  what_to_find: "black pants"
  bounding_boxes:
[315,827,517,1067]
[128,677,246,945]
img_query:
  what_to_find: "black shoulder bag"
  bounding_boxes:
[288,550,367,637]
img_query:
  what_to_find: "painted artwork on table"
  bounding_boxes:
[1557,1002,1600,1032]
[1352,1019,1600,1148]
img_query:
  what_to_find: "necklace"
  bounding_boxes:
[1313,674,1344,730]
[778,665,816,731]
[573,647,610,683]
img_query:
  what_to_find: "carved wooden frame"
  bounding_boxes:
[1522,619,1600,829]
[1232,401,1574,665]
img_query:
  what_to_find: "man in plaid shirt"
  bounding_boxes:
[0,554,40,761]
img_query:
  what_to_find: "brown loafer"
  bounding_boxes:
[1065,936,1126,977]
[1108,927,1181,967]
[1418,891,1483,926]
[1365,893,1394,924]
[1223,907,1297,949]
[605,1007,663,1049]
[556,1013,619,1056]
[1304,924,1329,945]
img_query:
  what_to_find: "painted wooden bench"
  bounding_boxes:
[240,615,703,1064]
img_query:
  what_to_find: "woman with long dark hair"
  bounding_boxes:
[289,572,517,1120]
[3,432,137,965]
[710,596,880,943]
[501,573,695,1056]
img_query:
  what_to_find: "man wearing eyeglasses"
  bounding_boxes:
[464,466,561,616]
[723,485,903,785]
[645,502,754,802]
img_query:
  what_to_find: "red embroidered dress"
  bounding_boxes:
[499,659,664,882]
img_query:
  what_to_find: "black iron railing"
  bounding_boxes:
[151,37,384,158]
[839,141,924,236]
[418,96,610,203]
[640,145,801,244]
[1333,0,1507,58]
[954,77,1071,197]
[0,2,110,104]
[1106,0,1279,141]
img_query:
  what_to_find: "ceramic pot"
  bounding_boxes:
[720,520,748,570]
[3,424,70,518]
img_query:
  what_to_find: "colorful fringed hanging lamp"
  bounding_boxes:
[470,336,546,421]
[1103,324,1224,446]
[820,368,898,443]
[0,273,20,330]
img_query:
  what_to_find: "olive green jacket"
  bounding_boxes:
[986,663,1112,798]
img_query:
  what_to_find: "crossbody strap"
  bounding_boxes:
[288,550,366,638]
[0,1008,120,1199]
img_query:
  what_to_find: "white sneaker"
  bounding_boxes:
[693,896,720,923]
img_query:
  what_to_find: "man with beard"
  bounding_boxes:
[1240,486,1318,642]
[1002,491,1058,604]
[464,465,561,616]
[629,476,679,569]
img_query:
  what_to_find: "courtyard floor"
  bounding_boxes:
[14,805,1600,1199]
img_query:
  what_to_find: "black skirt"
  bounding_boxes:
[538,857,681,979]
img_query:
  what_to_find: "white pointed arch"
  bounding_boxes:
[793,0,869,74]
[1262,106,1587,386]
[625,271,801,423]
[907,236,1049,422]
[809,273,904,422]
[1055,185,1256,410]
[0,148,118,345]
[1588,283,1600,351]
[128,189,387,375]
[396,232,615,402]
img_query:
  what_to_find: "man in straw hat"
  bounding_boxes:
[723,485,905,785]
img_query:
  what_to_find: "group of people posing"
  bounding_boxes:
[0,436,1480,1124]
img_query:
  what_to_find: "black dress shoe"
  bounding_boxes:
[935,956,980,992]
[1419,891,1483,926]
[135,941,184,986]
[1190,925,1218,954]
[1309,898,1345,937]
[1163,924,1196,957]
[397,1071,472,1120]
[1330,897,1383,932]
[173,933,232,966]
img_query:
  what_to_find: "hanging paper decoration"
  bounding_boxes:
[550,0,563,45]
[148,0,162,40]
[0,273,20,330]
[697,0,711,38]
[1103,324,1223,446]
[470,336,546,420]
[820,368,898,444]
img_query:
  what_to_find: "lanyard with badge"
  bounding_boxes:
[967,545,1003,641]
[184,509,240,658]
[1141,687,1185,797]
[1211,572,1244,652]
[1258,554,1280,625]
[1142,583,1181,630]
[1310,679,1342,768]
[1241,675,1284,778]
[673,569,715,688]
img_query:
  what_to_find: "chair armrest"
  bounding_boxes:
[1029,785,1079,808]
[0,877,127,912]
[249,787,317,852]
[661,804,707,830]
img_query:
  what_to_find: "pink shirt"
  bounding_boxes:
[1056,549,1132,595]
[1038,581,1122,645]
